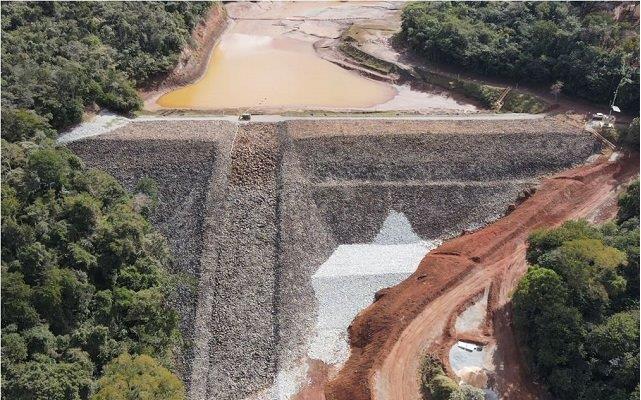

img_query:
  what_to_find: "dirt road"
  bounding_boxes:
[325,154,638,400]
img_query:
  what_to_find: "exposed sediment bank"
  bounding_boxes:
[150,1,478,113]
[142,3,229,109]
[68,117,599,400]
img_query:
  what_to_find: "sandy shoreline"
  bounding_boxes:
[140,3,229,111]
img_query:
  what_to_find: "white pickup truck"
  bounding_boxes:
[588,112,615,129]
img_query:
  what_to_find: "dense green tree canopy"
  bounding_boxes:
[1,140,182,399]
[1,3,213,399]
[1,2,210,130]
[401,2,640,112]
[513,181,640,400]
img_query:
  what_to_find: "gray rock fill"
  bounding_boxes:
[69,118,598,400]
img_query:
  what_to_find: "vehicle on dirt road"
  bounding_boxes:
[588,112,615,129]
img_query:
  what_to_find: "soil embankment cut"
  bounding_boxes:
[325,153,638,400]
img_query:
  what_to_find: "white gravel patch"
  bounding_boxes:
[307,328,350,366]
[373,209,423,244]
[57,112,130,144]
[313,244,433,279]
[450,342,495,375]
[309,210,440,365]
[244,362,309,400]
[455,287,489,333]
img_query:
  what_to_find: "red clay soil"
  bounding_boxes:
[325,154,639,400]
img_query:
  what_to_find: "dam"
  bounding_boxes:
[68,116,598,400]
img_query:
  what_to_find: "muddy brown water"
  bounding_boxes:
[157,32,396,110]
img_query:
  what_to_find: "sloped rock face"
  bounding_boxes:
[69,120,235,382]
[69,117,597,400]
[202,123,282,399]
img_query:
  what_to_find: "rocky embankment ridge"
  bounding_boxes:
[69,117,598,400]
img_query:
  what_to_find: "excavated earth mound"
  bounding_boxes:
[68,117,598,400]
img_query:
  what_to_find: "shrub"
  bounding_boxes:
[619,118,639,150]
[618,180,639,223]
[92,353,185,400]
[419,354,483,400]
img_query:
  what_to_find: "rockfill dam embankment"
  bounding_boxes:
[69,117,598,400]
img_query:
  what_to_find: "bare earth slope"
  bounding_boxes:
[325,154,638,400]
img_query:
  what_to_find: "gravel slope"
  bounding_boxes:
[69,117,598,400]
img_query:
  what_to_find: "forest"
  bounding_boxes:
[401,2,640,112]
[1,2,212,399]
[513,181,640,400]
[1,2,210,130]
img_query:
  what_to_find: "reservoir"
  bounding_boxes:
[155,1,476,112]
[157,32,396,110]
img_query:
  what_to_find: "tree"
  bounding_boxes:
[550,81,564,103]
[516,217,640,400]
[91,353,185,400]
[400,2,640,111]
[22,324,57,357]
[588,310,639,390]
[527,220,601,265]
[26,148,74,192]
[1,3,211,134]
[0,3,207,395]
[62,193,103,238]
[1,269,40,329]
[618,180,639,224]
[536,239,627,320]
[33,268,94,335]
[3,356,94,400]
[1,108,56,142]
[601,218,640,309]
[2,331,29,365]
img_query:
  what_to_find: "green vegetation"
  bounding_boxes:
[2,2,211,130]
[419,354,485,400]
[92,353,185,400]
[1,139,181,399]
[1,2,213,399]
[401,2,640,112]
[416,68,548,113]
[338,43,396,75]
[619,118,640,151]
[513,181,640,400]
